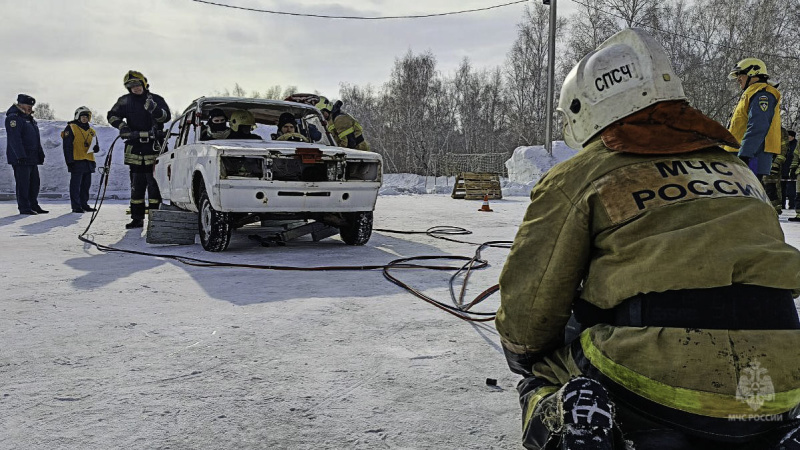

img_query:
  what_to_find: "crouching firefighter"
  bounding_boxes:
[107,70,171,229]
[496,28,800,450]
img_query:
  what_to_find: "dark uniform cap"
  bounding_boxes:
[17,94,35,106]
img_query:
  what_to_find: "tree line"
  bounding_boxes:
[340,0,800,175]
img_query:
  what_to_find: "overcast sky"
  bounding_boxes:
[1,0,577,121]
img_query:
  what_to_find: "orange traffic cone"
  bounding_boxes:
[478,194,493,212]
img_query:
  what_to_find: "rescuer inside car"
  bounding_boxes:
[496,28,800,450]
[200,108,231,141]
[227,110,261,140]
[107,70,171,229]
[274,112,310,142]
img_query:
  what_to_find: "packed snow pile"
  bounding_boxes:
[505,141,579,186]
[0,113,129,198]
[1,114,575,199]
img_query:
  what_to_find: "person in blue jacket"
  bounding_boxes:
[5,94,48,215]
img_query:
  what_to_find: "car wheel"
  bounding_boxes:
[199,189,232,252]
[339,211,373,246]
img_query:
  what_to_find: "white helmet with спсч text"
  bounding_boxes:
[557,28,686,149]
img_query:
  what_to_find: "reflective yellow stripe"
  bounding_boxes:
[124,145,157,165]
[580,332,800,417]
[131,199,146,204]
[338,127,355,139]
[522,385,558,431]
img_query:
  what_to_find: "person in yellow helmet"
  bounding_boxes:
[497,29,800,449]
[723,58,782,210]
[107,70,171,229]
[316,97,370,151]
[227,110,261,140]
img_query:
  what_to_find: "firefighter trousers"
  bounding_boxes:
[129,169,161,220]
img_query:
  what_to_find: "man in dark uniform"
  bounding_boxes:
[5,94,48,215]
[107,70,171,229]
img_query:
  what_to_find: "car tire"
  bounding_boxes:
[199,189,232,252]
[339,211,372,246]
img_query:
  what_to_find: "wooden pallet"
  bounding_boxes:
[451,172,502,200]
[146,209,198,245]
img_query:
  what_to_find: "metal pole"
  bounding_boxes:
[544,0,557,156]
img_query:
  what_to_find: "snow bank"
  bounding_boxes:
[505,141,578,186]
[0,113,130,199]
[0,115,576,199]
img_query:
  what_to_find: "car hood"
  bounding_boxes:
[207,140,380,160]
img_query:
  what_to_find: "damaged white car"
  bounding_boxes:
[154,97,382,252]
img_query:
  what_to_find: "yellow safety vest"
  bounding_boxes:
[61,123,96,162]
[724,83,781,155]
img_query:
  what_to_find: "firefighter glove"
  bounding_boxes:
[118,123,131,136]
[93,143,101,153]
[144,95,157,113]
[770,162,781,176]
[502,345,540,378]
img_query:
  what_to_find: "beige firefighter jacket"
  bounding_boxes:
[496,138,800,417]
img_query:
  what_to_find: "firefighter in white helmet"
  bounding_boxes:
[61,106,100,213]
[496,28,800,449]
[723,57,783,213]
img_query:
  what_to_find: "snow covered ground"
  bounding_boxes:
[0,194,530,449]
[2,192,800,449]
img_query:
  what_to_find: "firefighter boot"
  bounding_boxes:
[125,219,144,229]
[559,377,614,450]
